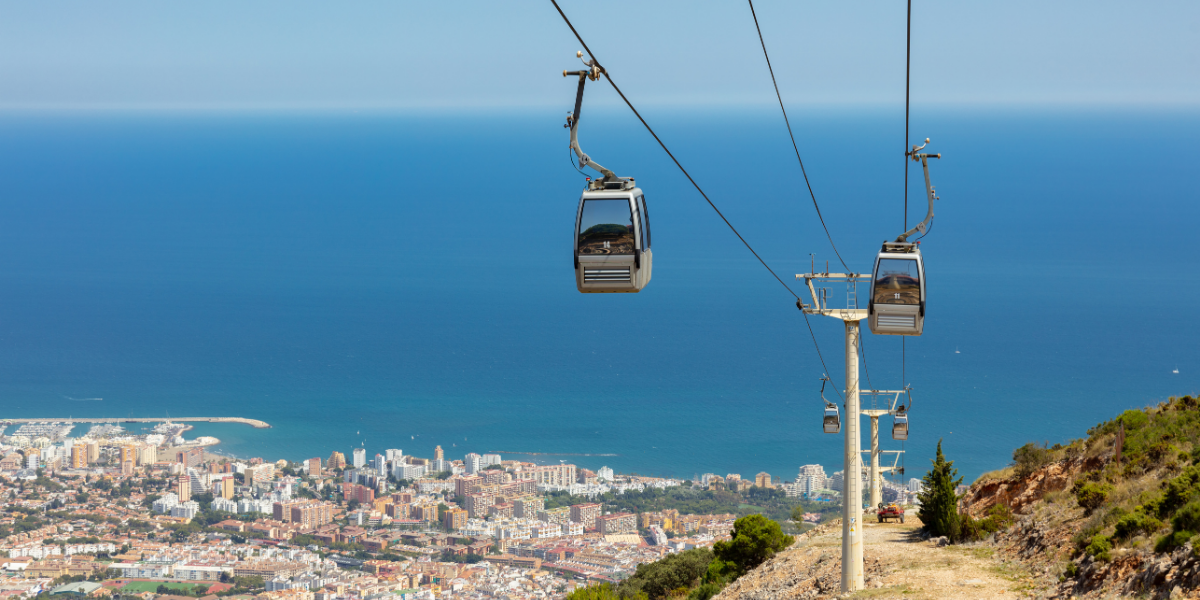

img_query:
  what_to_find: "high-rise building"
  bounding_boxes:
[481,454,502,467]
[343,483,376,504]
[755,472,773,488]
[596,513,637,535]
[137,445,157,466]
[597,466,614,482]
[538,507,570,525]
[70,446,87,469]
[464,493,495,519]
[120,446,137,466]
[532,464,576,487]
[464,453,482,474]
[216,477,235,499]
[246,463,275,484]
[306,457,322,476]
[328,451,346,470]
[352,448,367,469]
[570,503,601,529]
[176,474,191,502]
[373,454,388,477]
[84,440,100,463]
[798,464,827,478]
[513,497,545,518]
[175,448,203,468]
[456,475,483,497]
[434,446,444,461]
[443,507,467,531]
[386,449,404,463]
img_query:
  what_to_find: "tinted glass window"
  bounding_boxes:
[873,258,920,305]
[578,199,634,255]
[637,195,650,249]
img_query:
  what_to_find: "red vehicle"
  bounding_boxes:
[878,503,905,523]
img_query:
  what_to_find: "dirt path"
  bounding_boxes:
[716,516,1055,600]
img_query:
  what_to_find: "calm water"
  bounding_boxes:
[0,107,1197,483]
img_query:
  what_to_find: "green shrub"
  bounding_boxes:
[686,583,722,600]
[1084,534,1112,561]
[1155,530,1194,553]
[1173,501,1200,533]
[1074,481,1113,514]
[1063,561,1079,579]
[711,514,793,580]
[956,503,1016,542]
[1114,509,1163,540]
[1012,442,1054,478]
[616,549,713,600]
[566,584,633,600]
[1121,409,1150,430]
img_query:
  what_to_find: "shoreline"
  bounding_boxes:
[0,416,270,429]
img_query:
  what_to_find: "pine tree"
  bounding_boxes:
[917,439,962,538]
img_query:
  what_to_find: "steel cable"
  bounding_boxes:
[746,0,849,273]
[548,0,843,400]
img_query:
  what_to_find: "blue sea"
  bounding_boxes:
[0,107,1197,483]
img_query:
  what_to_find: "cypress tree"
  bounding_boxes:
[917,439,963,538]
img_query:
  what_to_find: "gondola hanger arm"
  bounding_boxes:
[896,138,941,243]
[563,51,616,183]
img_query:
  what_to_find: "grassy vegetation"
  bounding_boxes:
[120,582,207,593]
[994,395,1200,562]
[566,515,792,600]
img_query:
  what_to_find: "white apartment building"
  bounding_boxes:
[352,448,366,469]
[212,497,238,513]
[464,453,482,474]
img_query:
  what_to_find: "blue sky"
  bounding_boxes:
[0,0,1197,110]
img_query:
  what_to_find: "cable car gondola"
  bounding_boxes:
[868,139,941,336]
[563,52,652,293]
[892,407,909,441]
[820,377,840,434]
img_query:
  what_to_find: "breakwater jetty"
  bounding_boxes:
[0,417,270,429]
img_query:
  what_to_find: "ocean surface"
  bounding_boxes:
[0,107,1197,484]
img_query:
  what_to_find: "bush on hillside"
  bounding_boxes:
[1012,442,1054,478]
[957,503,1015,542]
[615,549,713,600]
[566,583,631,600]
[710,514,793,580]
[1113,509,1163,540]
[918,440,962,539]
[1084,534,1112,562]
[1073,481,1113,515]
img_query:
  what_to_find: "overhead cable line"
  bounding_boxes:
[746,0,873,397]
[902,0,913,389]
[746,0,849,273]
[548,0,842,399]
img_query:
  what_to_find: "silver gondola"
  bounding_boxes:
[892,408,909,441]
[564,53,652,293]
[868,139,941,336]
[820,377,840,434]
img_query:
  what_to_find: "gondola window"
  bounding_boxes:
[578,199,635,255]
[873,259,921,305]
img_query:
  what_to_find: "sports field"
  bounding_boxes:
[120,582,206,593]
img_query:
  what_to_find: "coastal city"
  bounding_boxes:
[0,421,920,600]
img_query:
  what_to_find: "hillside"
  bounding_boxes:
[607,394,1200,600]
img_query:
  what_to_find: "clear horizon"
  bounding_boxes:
[1,0,1196,111]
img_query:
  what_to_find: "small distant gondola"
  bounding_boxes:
[820,377,840,434]
[892,407,909,441]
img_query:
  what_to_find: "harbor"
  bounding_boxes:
[0,417,270,429]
